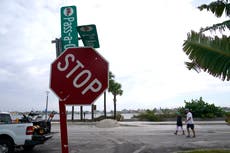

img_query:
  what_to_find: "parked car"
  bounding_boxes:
[0,112,52,153]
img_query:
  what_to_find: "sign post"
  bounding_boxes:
[51,5,107,153]
[59,5,79,153]
[50,48,108,153]
[59,102,68,153]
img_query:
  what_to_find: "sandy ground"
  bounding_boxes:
[15,121,230,153]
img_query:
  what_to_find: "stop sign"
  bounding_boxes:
[50,47,109,105]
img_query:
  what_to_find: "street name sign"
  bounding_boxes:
[60,6,78,55]
[77,24,100,48]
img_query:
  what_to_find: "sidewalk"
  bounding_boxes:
[119,121,228,128]
[52,120,228,126]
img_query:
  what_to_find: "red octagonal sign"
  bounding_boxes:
[50,47,109,105]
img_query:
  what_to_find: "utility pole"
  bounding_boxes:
[45,91,49,121]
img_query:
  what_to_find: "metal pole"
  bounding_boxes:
[59,102,69,153]
[104,92,106,118]
[71,106,74,121]
[51,38,62,57]
[52,38,69,153]
[91,104,94,121]
[80,106,83,121]
[45,91,49,121]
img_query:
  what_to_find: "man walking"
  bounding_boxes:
[185,108,196,138]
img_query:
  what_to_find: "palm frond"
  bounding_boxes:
[108,79,123,95]
[109,71,115,79]
[185,61,201,73]
[198,1,230,17]
[183,31,230,81]
[200,20,230,32]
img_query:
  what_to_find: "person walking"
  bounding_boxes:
[185,108,196,138]
[174,112,185,135]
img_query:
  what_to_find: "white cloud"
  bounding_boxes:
[0,0,229,112]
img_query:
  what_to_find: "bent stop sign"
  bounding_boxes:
[50,47,109,105]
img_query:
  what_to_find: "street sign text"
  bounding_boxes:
[60,6,78,54]
[57,53,102,95]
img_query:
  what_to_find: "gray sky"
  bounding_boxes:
[0,0,229,112]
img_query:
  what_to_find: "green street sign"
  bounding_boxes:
[60,6,78,54]
[77,24,100,48]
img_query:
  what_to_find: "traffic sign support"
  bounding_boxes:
[50,47,108,153]
[51,5,107,153]
[60,5,79,153]
[59,102,69,153]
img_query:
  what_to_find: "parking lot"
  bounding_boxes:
[16,121,230,153]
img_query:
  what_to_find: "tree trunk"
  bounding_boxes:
[113,95,117,120]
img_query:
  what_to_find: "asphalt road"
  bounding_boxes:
[15,121,230,153]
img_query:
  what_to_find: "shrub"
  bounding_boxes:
[95,114,124,121]
[184,97,225,118]
[224,112,230,123]
[134,110,163,121]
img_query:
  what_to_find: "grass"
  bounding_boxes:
[179,149,230,153]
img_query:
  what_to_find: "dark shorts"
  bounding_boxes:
[187,124,194,129]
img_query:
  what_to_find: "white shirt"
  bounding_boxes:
[186,112,194,124]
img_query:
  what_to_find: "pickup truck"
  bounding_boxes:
[0,112,52,153]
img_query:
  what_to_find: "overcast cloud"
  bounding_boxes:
[0,0,229,112]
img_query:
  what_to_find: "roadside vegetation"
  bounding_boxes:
[133,108,177,121]
[108,71,123,119]
[134,97,229,122]
[225,112,230,124]
[178,149,230,153]
[182,97,224,118]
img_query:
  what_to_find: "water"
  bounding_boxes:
[53,113,137,120]
[10,113,137,121]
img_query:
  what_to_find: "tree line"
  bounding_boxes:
[135,97,229,122]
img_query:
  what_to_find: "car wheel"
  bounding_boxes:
[0,139,14,153]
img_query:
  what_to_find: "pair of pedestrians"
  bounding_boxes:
[174,108,196,138]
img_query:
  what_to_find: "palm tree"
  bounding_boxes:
[108,72,123,119]
[183,0,230,81]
